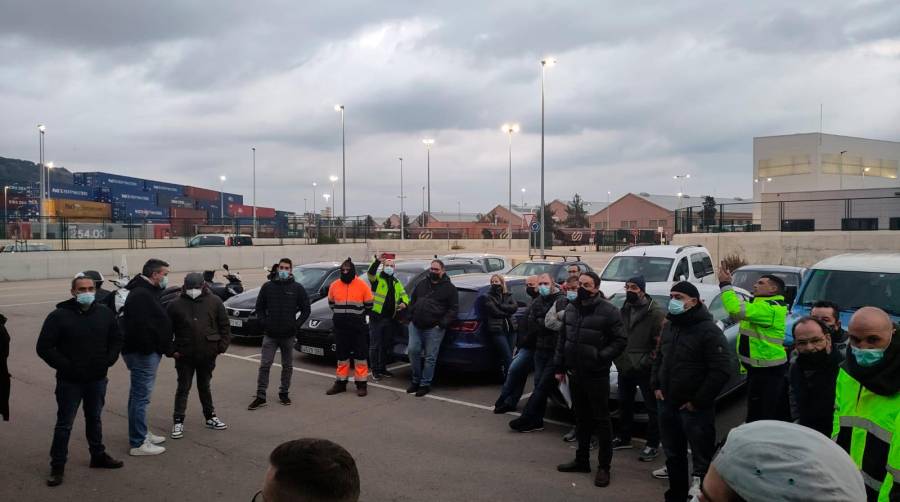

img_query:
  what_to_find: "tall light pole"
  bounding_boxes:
[673,174,691,210]
[46,162,55,199]
[540,58,556,257]
[421,186,426,225]
[251,147,257,238]
[4,185,9,231]
[502,123,520,249]
[521,187,526,207]
[398,156,405,240]
[312,182,318,216]
[329,175,338,221]
[334,104,346,239]
[422,139,434,224]
[863,167,871,188]
[839,150,847,190]
[606,190,611,230]
[219,175,227,220]
[38,124,46,239]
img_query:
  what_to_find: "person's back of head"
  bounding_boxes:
[262,438,360,502]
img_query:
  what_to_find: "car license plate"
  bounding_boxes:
[229,319,243,328]
[300,345,324,356]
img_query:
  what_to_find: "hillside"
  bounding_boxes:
[0,156,74,187]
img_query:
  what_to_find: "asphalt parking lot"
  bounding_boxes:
[0,268,746,501]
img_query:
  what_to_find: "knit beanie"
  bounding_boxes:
[670,281,700,299]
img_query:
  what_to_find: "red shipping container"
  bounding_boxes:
[256,207,276,218]
[153,224,173,239]
[183,185,220,202]
[227,203,250,217]
[170,207,208,220]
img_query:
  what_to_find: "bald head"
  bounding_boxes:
[848,307,894,350]
[525,275,538,289]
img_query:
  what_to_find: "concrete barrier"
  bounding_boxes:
[673,230,900,267]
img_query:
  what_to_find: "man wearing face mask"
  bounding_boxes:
[612,275,665,461]
[718,264,788,423]
[554,272,626,488]
[811,300,849,356]
[37,273,124,487]
[166,273,231,439]
[651,281,732,502]
[327,258,374,397]
[366,254,409,380]
[833,307,899,502]
[406,259,458,397]
[121,258,172,456]
[249,258,311,410]
[524,274,539,300]
[788,317,841,437]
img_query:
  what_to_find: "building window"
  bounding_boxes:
[757,155,812,178]
[620,220,637,229]
[820,154,899,179]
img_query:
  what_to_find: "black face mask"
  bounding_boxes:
[340,271,354,284]
[491,284,503,293]
[625,291,640,304]
[429,272,441,282]
[797,349,831,370]
[525,286,538,298]
[577,287,593,301]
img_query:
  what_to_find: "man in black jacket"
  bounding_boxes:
[554,271,627,488]
[167,273,231,439]
[612,275,665,462]
[651,281,732,502]
[121,258,171,457]
[494,275,546,414]
[1,313,9,422]
[405,259,458,397]
[788,316,841,437]
[249,258,311,410]
[36,274,124,487]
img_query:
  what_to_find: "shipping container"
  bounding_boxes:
[184,185,220,202]
[45,199,112,219]
[223,193,243,205]
[112,202,169,221]
[226,203,252,217]
[75,172,145,190]
[275,210,296,218]
[256,207,276,218]
[48,185,94,201]
[170,207,207,220]
[100,186,154,204]
[144,180,183,194]
[157,193,196,208]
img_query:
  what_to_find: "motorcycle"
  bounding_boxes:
[159,264,243,305]
[109,262,131,313]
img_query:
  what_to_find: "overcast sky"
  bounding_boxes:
[2,0,900,216]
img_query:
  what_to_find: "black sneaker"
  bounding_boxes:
[89,453,124,469]
[611,437,633,450]
[415,385,431,397]
[638,446,660,462]
[562,427,577,442]
[46,467,64,487]
[369,372,382,382]
[279,393,292,406]
[557,460,591,473]
[380,369,394,378]
[509,418,544,433]
[493,403,515,414]
[405,383,420,394]
[247,397,267,411]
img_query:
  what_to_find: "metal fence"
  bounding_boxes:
[673,195,900,234]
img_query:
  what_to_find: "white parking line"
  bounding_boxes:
[221,352,570,426]
[0,300,57,307]
[387,362,410,370]
[519,392,533,401]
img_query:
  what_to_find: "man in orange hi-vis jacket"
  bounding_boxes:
[326,258,374,397]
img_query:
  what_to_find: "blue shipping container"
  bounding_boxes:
[112,202,169,220]
[144,180,183,194]
[156,193,196,208]
[76,172,145,190]
[98,186,154,204]
[223,193,243,205]
[49,185,94,201]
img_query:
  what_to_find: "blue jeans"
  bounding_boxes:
[518,350,558,424]
[123,352,161,448]
[407,324,445,387]
[50,378,108,468]
[489,329,515,379]
[495,348,534,409]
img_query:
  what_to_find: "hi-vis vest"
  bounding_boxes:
[367,260,410,316]
[721,285,787,369]
[833,368,899,501]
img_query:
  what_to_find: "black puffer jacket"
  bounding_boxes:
[789,348,842,436]
[408,274,459,330]
[36,299,122,383]
[254,277,311,338]
[554,293,627,376]
[1,313,9,421]
[651,304,733,409]
[122,276,172,355]
[522,292,561,352]
[167,290,231,360]
[482,288,518,335]
[614,297,666,376]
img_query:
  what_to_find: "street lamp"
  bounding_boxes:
[219,175,227,220]
[502,123,520,248]
[3,185,9,232]
[329,175,339,222]
[38,124,46,239]
[863,166,871,188]
[539,57,556,257]
[606,190,611,230]
[251,147,257,238]
[839,150,848,190]
[673,174,690,210]
[422,138,435,225]
[46,162,55,199]
[312,182,318,217]
[334,104,346,239]
[521,187,526,207]
[398,157,406,241]
[421,186,426,225]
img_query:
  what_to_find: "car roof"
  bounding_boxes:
[295,262,342,268]
[448,273,526,289]
[734,265,806,274]
[612,244,707,258]
[810,253,900,273]
[443,253,504,259]
[195,233,252,238]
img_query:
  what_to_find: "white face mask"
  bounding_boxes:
[186,288,202,299]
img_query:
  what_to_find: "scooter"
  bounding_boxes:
[205,264,243,301]
[109,261,131,313]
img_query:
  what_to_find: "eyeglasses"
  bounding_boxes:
[251,490,264,502]
[795,337,827,348]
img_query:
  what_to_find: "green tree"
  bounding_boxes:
[382,217,393,229]
[702,196,717,230]
[565,193,589,227]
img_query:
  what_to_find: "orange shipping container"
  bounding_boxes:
[45,199,111,219]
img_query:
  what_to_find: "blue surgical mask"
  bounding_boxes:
[278,270,290,280]
[566,291,578,301]
[538,285,551,297]
[76,292,95,306]
[159,275,168,289]
[668,298,686,315]
[383,266,394,276]
[851,346,886,367]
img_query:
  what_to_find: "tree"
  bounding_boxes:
[365,215,376,228]
[531,203,556,248]
[401,214,410,239]
[702,196,717,230]
[565,193,589,227]
[382,217,393,229]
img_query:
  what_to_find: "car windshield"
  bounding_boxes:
[607,294,670,310]
[732,270,800,291]
[293,267,332,289]
[459,289,481,315]
[798,269,900,317]
[508,262,555,277]
[601,256,674,282]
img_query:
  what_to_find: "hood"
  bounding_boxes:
[126,275,158,292]
[842,330,900,396]
[224,287,262,309]
[666,302,714,327]
[55,297,96,313]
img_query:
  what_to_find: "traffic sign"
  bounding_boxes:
[418,231,432,240]
[523,213,536,226]
[571,231,583,241]
[530,221,540,233]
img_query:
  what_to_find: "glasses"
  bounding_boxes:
[794,337,827,348]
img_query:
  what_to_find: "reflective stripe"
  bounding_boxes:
[739,327,784,346]
[861,470,884,491]
[888,465,900,481]
[333,307,366,315]
[735,300,747,320]
[840,416,894,443]
[738,354,787,367]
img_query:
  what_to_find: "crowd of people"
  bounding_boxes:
[2,253,897,501]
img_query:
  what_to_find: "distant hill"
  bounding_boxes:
[0,156,74,187]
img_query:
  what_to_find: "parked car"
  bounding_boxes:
[295,260,497,359]
[787,253,900,344]
[731,265,807,307]
[187,234,253,247]
[506,255,594,283]
[225,261,367,341]
[598,244,715,298]
[442,253,511,273]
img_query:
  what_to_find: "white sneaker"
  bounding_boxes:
[205,416,227,430]
[129,439,166,456]
[688,476,702,496]
[146,431,166,445]
[171,422,184,439]
[652,466,669,479]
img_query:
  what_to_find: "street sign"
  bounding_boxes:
[499,230,509,239]
[571,231,583,241]
[523,213,536,226]
[418,231,432,240]
[530,221,540,233]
